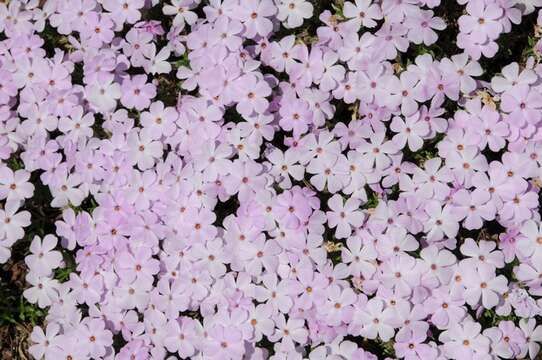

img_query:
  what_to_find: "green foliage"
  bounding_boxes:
[331,1,345,19]
[54,250,76,283]
[479,308,520,329]
[363,188,379,209]
[174,52,191,69]
[0,280,45,327]
[7,154,24,171]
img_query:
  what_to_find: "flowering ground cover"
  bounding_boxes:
[2,0,542,359]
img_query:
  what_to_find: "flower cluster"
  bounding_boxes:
[1,0,542,359]
[457,0,522,59]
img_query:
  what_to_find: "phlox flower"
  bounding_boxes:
[18,102,58,137]
[127,129,164,170]
[87,74,122,114]
[273,186,316,229]
[162,0,198,30]
[439,53,483,94]
[122,28,154,65]
[445,145,488,185]
[378,254,421,296]
[0,200,31,243]
[390,114,430,151]
[462,263,508,309]
[500,189,539,223]
[491,62,537,93]
[269,314,309,348]
[375,24,409,60]
[457,32,499,60]
[425,287,467,330]
[268,35,300,73]
[412,158,452,201]
[223,159,266,202]
[116,339,150,360]
[25,235,63,276]
[183,206,217,243]
[204,323,246,359]
[114,277,153,311]
[326,194,365,239]
[318,51,345,92]
[515,253,542,296]
[306,154,349,193]
[460,238,504,271]
[258,273,294,314]
[519,318,542,359]
[483,321,526,359]
[267,148,304,189]
[0,166,34,203]
[351,297,396,341]
[238,237,281,276]
[439,321,491,359]
[68,271,104,305]
[120,75,157,111]
[29,323,61,360]
[58,105,94,142]
[405,10,446,46]
[23,271,60,308]
[235,74,272,116]
[376,226,418,259]
[423,201,461,242]
[237,0,277,38]
[103,0,145,26]
[49,171,86,208]
[163,317,199,358]
[501,84,542,125]
[83,13,115,48]
[356,130,398,170]
[341,236,377,279]
[46,333,90,360]
[140,101,178,139]
[277,0,313,29]
[458,1,503,42]
[144,44,173,75]
[467,104,509,152]
[116,247,160,283]
[279,97,313,139]
[518,220,542,259]
[320,285,357,326]
[343,0,383,28]
[451,189,496,230]
[80,318,114,358]
[394,327,438,360]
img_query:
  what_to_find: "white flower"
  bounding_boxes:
[519,219,542,259]
[490,62,537,93]
[277,0,313,28]
[87,75,122,114]
[0,166,34,203]
[23,272,60,308]
[50,173,86,208]
[462,265,508,309]
[25,235,63,276]
[519,318,542,359]
[352,298,396,341]
[144,45,172,75]
[162,0,198,30]
[326,194,365,239]
[0,200,31,243]
[343,0,383,28]
[127,129,164,170]
[440,321,491,359]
